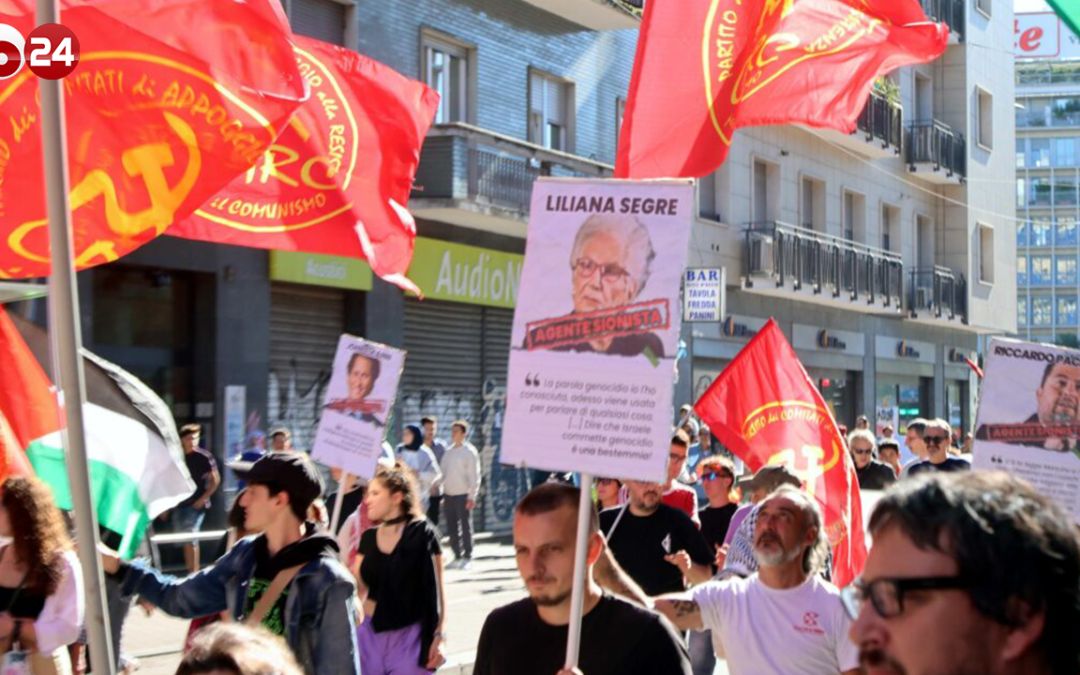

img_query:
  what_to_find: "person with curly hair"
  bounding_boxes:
[352,460,446,674]
[175,623,303,675]
[0,476,83,674]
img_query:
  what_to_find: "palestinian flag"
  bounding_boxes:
[1,307,194,558]
[1048,0,1080,43]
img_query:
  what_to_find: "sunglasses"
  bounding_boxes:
[700,471,732,482]
[923,435,948,445]
[852,448,873,456]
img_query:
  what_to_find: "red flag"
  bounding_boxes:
[616,0,949,179]
[168,37,440,293]
[965,356,984,379]
[0,306,52,480]
[0,0,305,278]
[694,319,866,586]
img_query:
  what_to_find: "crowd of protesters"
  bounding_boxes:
[0,407,1075,675]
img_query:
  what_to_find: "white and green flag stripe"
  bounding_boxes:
[12,315,194,559]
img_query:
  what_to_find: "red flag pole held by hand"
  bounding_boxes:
[693,319,867,586]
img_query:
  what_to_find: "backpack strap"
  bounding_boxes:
[244,564,304,627]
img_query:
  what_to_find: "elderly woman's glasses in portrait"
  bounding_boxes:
[572,257,631,286]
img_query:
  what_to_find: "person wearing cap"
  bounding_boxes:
[100,452,360,675]
[719,465,803,579]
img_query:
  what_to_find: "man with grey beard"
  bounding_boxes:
[652,486,859,675]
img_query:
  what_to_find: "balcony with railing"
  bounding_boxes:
[743,221,904,313]
[908,266,967,324]
[920,0,963,43]
[906,120,966,184]
[517,0,640,29]
[804,90,902,158]
[409,123,613,235]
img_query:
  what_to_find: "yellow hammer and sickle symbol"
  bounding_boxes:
[9,111,202,265]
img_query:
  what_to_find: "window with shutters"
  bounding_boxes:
[289,0,348,46]
[529,70,574,152]
[421,31,472,124]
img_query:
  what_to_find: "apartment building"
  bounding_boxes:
[1014,12,1080,344]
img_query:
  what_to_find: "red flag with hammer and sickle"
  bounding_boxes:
[616,0,948,179]
[0,0,305,278]
[695,319,867,587]
[168,36,440,294]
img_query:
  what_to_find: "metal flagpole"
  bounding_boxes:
[38,0,115,672]
[563,473,594,670]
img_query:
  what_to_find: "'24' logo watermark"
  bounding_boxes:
[0,22,79,80]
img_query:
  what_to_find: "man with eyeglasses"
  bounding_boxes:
[652,486,860,675]
[558,213,665,358]
[906,419,970,476]
[848,430,897,490]
[843,471,1080,675]
[662,430,701,526]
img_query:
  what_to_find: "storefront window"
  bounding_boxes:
[877,378,928,442]
[945,381,966,436]
[813,370,855,430]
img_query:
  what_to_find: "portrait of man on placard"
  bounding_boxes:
[976,359,1080,454]
[324,351,388,427]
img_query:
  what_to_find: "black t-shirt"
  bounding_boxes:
[698,503,738,553]
[359,519,442,632]
[473,595,691,675]
[855,460,897,490]
[599,504,713,596]
[179,448,217,509]
[907,457,972,476]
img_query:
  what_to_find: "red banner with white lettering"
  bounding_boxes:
[616,0,948,179]
[694,319,866,587]
[169,36,440,294]
[0,0,304,278]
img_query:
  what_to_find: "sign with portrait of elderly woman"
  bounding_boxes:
[312,334,406,479]
[502,178,694,482]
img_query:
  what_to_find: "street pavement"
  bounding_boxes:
[123,533,729,675]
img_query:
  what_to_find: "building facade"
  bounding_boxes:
[686,0,1015,450]
[28,0,1015,530]
[1014,12,1080,344]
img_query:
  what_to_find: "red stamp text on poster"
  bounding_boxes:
[525,299,670,352]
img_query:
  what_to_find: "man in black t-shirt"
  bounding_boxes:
[173,423,220,572]
[849,429,897,491]
[696,456,738,557]
[474,483,690,675]
[600,480,713,596]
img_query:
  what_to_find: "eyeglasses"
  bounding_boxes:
[668,453,687,464]
[597,478,619,486]
[923,435,948,445]
[572,258,631,286]
[701,471,732,482]
[839,576,973,621]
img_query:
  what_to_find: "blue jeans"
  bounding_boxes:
[172,505,206,532]
[689,628,716,675]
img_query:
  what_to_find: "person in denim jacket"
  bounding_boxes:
[100,452,360,675]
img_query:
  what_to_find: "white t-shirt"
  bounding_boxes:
[693,574,859,675]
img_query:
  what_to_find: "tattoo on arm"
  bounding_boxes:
[671,600,699,618]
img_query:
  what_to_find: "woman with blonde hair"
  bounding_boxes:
[0,476,82,675]
[352,460,446,673]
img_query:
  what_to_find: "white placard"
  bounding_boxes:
[683,268,724,322]
[502,178,694,482]
[311,335,405,480]
[973,338,1080,522]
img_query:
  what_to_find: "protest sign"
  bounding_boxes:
[973,338,1080,521]
[501,178,694,482]
[312,335,405,480]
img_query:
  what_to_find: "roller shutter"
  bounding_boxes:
[268,283,345,452]
[290,0,347,46]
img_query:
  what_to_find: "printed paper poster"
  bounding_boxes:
[311,335,405,479]
[502,178,694,482]
[973,338,1080,521]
